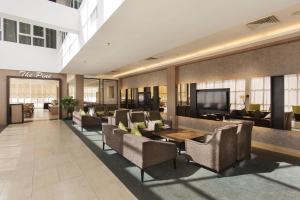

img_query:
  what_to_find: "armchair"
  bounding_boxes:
[147,110,172,132]
[185,125,238,173]
[128,111,154,138]
[292,106,300,121]
[73,111,102,131]
[111,109,130,128]
[236,121,254,161]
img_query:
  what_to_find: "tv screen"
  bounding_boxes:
[197,89,230,112]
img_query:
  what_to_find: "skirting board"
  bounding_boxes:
[252,141,300,158]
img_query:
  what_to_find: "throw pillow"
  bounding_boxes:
[131,126,142,136]
[79,109,86,116]
[153,120,164,127]
[133,122,146,129]
[96,111,105,117]
[264,113,271,119]
[118,122,128,132]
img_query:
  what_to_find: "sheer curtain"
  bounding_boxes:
[10,79,58,108]
[250,77,271,111]
[284,74,300,111]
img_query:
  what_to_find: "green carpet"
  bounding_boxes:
[65,121,300,200]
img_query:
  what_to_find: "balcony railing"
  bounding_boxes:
[49,0,83,9]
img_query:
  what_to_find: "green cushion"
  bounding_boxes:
[79,109,86,116]
[248,104,261,111]
[131,126,142,136]
[153,120,164,127]
[118,122,128,132]
[292,106,300,114]
[96,111,105,116]
[133,122,146,129]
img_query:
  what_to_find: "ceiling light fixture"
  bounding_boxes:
[114,23,300,78]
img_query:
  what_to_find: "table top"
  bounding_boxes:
[159,129,207,142]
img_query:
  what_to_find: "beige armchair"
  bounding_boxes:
[185,125,238,173]
[236,121,254,161]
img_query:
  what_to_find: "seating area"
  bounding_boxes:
[2,1,300,199]
[72,107,255,182]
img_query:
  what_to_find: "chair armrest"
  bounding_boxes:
[143,141,177,168]
[185,139,214,162]
[163,119,172,128]
[113,129,129,135]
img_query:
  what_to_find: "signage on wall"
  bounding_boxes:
[19,71,52,79]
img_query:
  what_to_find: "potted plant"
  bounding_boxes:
[61,96,78,120]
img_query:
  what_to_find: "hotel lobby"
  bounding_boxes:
[0,0,300,200]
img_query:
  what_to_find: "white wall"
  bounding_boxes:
[0,0,79,32]
[0,41,60,73]
[59,0,124,68]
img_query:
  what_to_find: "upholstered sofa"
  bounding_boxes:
[102,124,177,182]
[229,110,271,128]
[73,111,102,131]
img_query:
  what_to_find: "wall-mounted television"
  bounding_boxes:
[196,88,230,112]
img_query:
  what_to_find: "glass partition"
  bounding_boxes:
[84,79,100,103]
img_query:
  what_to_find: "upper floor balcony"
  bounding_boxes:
[49,0,83,9]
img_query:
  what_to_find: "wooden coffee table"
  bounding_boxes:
[158,129,207,154]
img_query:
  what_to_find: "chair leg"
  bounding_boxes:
[141,169,144,182]
[173,159,177,169]
[81,127,83,132]
[102,143,105,150]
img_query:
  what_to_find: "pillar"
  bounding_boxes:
[75,75,84,110]
[167,66,177,128]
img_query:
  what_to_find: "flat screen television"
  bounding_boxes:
[196,88,230,112]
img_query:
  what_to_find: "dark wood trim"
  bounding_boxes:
[6,76,62,125]
[190,83,197,117]
[271,76,285,130]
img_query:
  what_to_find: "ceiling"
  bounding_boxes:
[61,0,300,77]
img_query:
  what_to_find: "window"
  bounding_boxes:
[46,28,56,49]
[19,22,31,45]
[71,0,82,9]
[0,17,2,40]
[250,77,271,111]
[108,86,115,98]
[84,79,100,103]
[159,86,168,113]
[177,83,190,105]
[4,19,17,42]
[284,74,300,111]
[33,25,44,47]
[9,79,59,109]
[196,79,246,109]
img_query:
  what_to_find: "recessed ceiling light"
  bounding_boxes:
[145,57,159,61]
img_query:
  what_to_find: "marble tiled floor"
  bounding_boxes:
[0,120,136,200]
